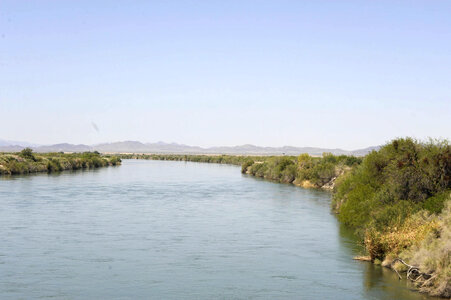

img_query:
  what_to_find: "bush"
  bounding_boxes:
[241,159,254,174]
[402,200,451,297]
[0,152,121,175]
[19,148,36,161]
[281,164,297,183]
[333,138,451,259]
[109,156,121,166]
[422,190,451,214]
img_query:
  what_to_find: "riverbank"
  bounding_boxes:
[333,138,450,298]
[120,153,362,190]
[127,138,450,298]
[0,149,121,175]
[241,153,361,190]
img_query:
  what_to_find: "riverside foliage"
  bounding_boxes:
[243,153,361,187]
[119,153,362,188]
[0,149,121,175]
[332,138,450,297]
[333,138,450,241]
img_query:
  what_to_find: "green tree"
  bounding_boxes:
[19,148,36,161]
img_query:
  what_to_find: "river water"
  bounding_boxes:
[0,160,435,299]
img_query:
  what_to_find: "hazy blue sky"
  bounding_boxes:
[1,1,450,149]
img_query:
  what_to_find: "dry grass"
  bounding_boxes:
[400,200,451,298]
[365,210,439,260]
[372,200,451,298]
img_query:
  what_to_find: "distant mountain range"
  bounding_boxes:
[0,139,379,156]
[0,139,40,148]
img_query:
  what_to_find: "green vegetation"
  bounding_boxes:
[400,201,451,297]
[244,153,361,188]
[0,150,121,175]
[333,138,450,236]
[120,153,362,189]
[332,138,450,297]
[121,153,361,189]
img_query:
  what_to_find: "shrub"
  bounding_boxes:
[0,152,120,175]
[19,148,36,161]
[422,190,451,214]
[334,138,451,259]
[280,164,297,183]
[109,156,121,166]
[241,159,254,174]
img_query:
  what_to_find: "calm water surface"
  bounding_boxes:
[0,160,435,299]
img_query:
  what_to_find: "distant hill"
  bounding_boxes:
[36,143,92,153]
[0,139,379,156]
[350,146,381,156]
[0,139,40,148]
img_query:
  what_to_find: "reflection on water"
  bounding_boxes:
[0,160,436,299]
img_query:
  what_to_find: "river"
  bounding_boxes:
[0,160,435,299]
